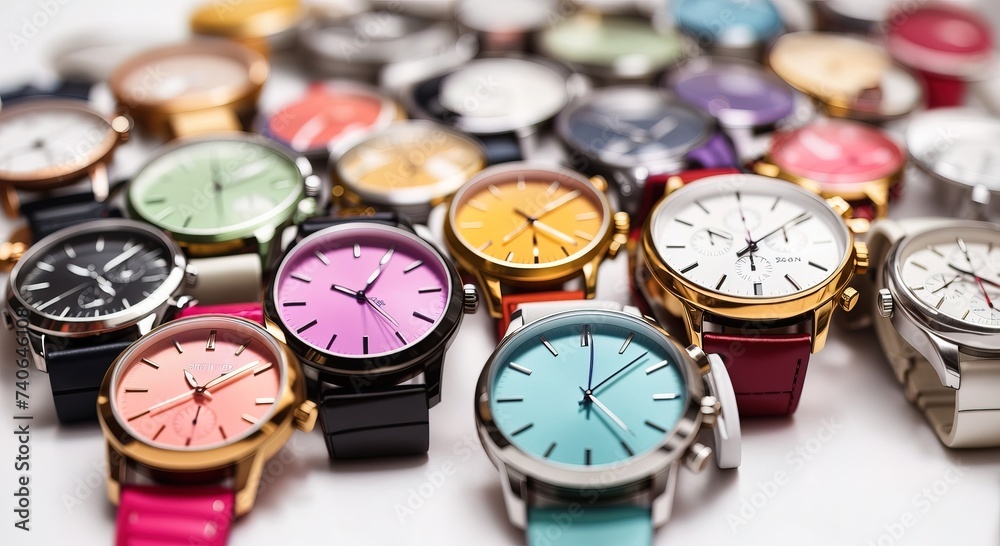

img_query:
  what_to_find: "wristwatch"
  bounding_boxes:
[905,108,1000,221]
[754,118,905,222]
[555,85,737,216]
[331,120,487,223]
[535,12,689,85]
[768,31,924,123]
[885,3,995,109]
[125,133,320,303]
[666,0,783,60]
[97,314,318,544]
[443,162,629,336]
[814,0,888,33]
[455,0,555,53]
[110,40,269,140]
[476,299,740,546]
[3,219,197,423]
[264,215,477,459]
[190,0,303,56]
[666,56,803,163]
[868,218,1000,448]
[636,172,869,416]
[404,56,585,165]
[255,80,402,162]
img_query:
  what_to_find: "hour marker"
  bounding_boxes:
[128,410,150,421]
[326,334,337,350]
[771,197,781,211]
[716,274,727,290]
[219,426,227,439]
[911,262,927,270]
[645,420,667,433]
[575,230,594,242]
[23,282,50,291]
[36,297,61,311]
[754,282,763,296]
[206,330,217,351]
[460,221,484,229]
[173,338,183,354]
[235,340,250,356]
[808,261,828,272]
[488,184,502,198]
[815,240,832,244]
[675,218,693,227]
[785,274,801,290]
[153,206,175,220]
[576,212,598,221]
[561,246,570,256]
[403,260,423,273]
[418,287,442,293]
[395,331,407,344]
[122,298,131,309]
[141,274,167,283]
[253,362,273,375]
[929,246,944,257]
[283,301,307,307]
[59,306,70,317]
[517,175,526,190]
[272,179,293,189]
[315,250,330,265]
[621,441,634,457]
[413,311,435,323]
[469,199,489,211]
[680,262,698,274]
[665,244,686,249]
[291,273,312,283]
[585,449,592,465]
[544,442,557,458]
[935,297,945,309]
[653,393,679,400]
[96,237,105,252]
[694,201,709,214]
[619,333,634,354]
[363,336,369,354]
[296,319,318,334]
[496,397,523,403]
[255,398,275,405]
[910,286,925,291]
[353,244,362,258]
[962,310,970,320]
[505,251,515,262]
[37,262,54,272]
[152,425,166,440]
[152,258,167,268]
[242,414,258,425]
[511,423,534,436]
[540,336,558,356]
[141,358,160,369]
[124,388,148,393]
[509,362,532,375]
[645,360,668,374]
[145,197,165,204]
[64,244,76,258]
[580,325,591,347]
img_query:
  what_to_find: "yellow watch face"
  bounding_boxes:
[451,165,607,267]
[769,32,889,100]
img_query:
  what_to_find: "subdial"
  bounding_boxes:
[105,257,147,283]
[764,228,808,253]
[922,274,967,301]
[735,255,772,282]
[970,296,1000,322]
[77,285,113,309]
[724,208,761,234]
[946,248,990,274]
[172,404,217,440]
[690,228,734,256]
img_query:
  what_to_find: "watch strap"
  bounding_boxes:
[527,506,652,546]
[297,213,404,240]
[499,290,586,339]
[0,80,92,102]
[919,71,967,108]
[117,484,234,546]
[477,133,523,165]
[633,167,743,238]
[318,383,430,459]
[702,332,812,416]
[47,340,134,423]
[20,191,122,241]
[684,131,738,171]
[186,254,263,307]
[175,302,264,325]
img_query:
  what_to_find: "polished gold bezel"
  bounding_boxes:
[753,160,900,220]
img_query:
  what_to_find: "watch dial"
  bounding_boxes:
[275,224,451,358]
[650,175,850,298]
[489,311,687,467]
[769,33,891,99]
[770,119,903,186]
[886,4,992,72]
[672,62,795,127]
[117,52,250,105]
[128,138,304,236]
[907,112,1000,191]
[111,317,283,450]
[539,14,686,69]
[450,166,607,267]
[896,226,1000,327]
[15,225,174,319]
[0,101,116,181]
[670,0,783,44]
[265,84,391,155]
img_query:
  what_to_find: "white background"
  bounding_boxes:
[1,1,999,545]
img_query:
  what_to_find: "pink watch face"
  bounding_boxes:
[769,119,904,186]
[111,317,283,450]
[274,224,451,358]
[266,84,388,155]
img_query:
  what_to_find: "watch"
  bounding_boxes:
[636,172,869,416]
[814,0,889,33]
[884,3,995,109]
[125,133,320,304]
[665,57,802,163]
[666,0,783,60]
[455,0,555,53]
[754,118,905,222]
[404,56,585,165]
[331,120,487,223]
[535,12,689,85]
[555,85,737,216]
[110,40,269,140]
[868,218,1000,448]
[476,299,740,546]
[97,314,318,544]
[768,31,924,123]
[3,218,196,423]
[264,215,477,459]
[905,108,1000,221]
[189,0,303,56]
[255,80,402,161]
[443,162,629,335]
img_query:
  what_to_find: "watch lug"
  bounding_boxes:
[478,272,503,318]
[922,331,962,390]
[88,162,110,202]
[581,259,599,299]
[811,301,835,353]
[622,305,642,318]
[263,316,287,343]
[104,440,128,507]
[650,461,678,527]
[499,464,528,530]
[864,181,889,218]
[423,353,444,408]
[29,331,47,372]
[680,301,704,346]
[231,454,265,517]
[504,309,526,338]
[254,226,276,267]
[753,160,781,178]
[2,309,12,330]
[136,313,157,337]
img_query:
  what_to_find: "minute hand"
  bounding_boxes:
[736,212,811,256]
[102,244,143,273]
[532,190,582,219]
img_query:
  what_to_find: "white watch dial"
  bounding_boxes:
[650,176,850,298]
[0,104,113,178]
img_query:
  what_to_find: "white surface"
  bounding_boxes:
[1,1,999,545]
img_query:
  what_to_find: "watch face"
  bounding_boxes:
[109,316,284,450]
[0,100,117,184]
[13,221,176,320]
[769,119,903,187]
[671,61,795,127]
[128,137,304,238]
[558,87,712,167]
[539,14,686,73]
[894,225,1000,328]
[487,310,689,467]
[886,4,993,76]
[906,110,1000,191]
[670,0,782,45]
[455,0,553,32]
[336,121,486,202]
[449,164,608,268]
[274,224,452,359]
[649,174,850,299]
[306,12,454,63]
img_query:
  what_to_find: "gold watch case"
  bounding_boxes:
[190,0,304,56]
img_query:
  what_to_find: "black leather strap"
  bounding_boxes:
[0,80,92,102]
[46,340,134,423]
[476,133,523,164]
[296,213,411,242]
[21,191,122,241]
[318,383,430,459]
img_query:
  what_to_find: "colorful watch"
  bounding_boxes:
[667,0,783,60]
[97,314,317,544]
[264,215,478,459]
[477,299,740,546]
[636,172,869,416]
[189,0,304,56]
[455,0,555,53]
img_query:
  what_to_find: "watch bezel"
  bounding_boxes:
[905,108,1000,193]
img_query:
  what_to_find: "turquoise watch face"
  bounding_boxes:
[671,0,782,44]
[128,137,304,239]
[488,311,688,468]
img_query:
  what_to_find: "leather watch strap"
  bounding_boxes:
[176,302,264,325]
[117,485,234,546]
[318,383,430,459]
[47,340,134,423]
[632,167,743,241]
[21,191,122,241]
[477,133,522,165]
[186,254,262,307]
[499,290,586,339]
[0,80,92,102]
[527,506,652,546]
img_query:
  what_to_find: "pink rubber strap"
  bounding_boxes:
[176,302,264,325]
[117,485,234,546]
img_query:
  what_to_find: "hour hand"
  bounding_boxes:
[331,284,360,298]
[67,263,92,277]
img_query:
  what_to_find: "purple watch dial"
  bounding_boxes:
[673,62,795,128]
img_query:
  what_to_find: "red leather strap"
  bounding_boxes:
[117,485,234,546]
[702,332,812,416]
[499,290,585,338]
[176,302,264,325]
[919,71,966,108]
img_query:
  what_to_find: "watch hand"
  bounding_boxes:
[34,282,89,311]
[362,247,395,292]
[203,360,260,391]
[82,298,107,309]
[930,275,962,294]
[184,370,200,390]
[579,388,632,434]
[707,229,732,240]
[947,264,1000,289]
[957,238,996,309]
[575,111,651,141]
[589,351,649,394]
[365,297,400,328]
[501,219,531,244]
[647,115,679,140]
[145,388,198,416]
[533,190,582,220]
[192,405,202,426]
[735,192,755,252]
[736,212,811,256]
[584,326,595,420]
[533,220,578,246]
[102,244,143,273]
[66,263,93,277]
[331,284,361,298]
[95,275,116,297]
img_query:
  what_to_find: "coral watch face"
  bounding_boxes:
[770,119,904,187]
[488,311,688,467]
[274,224,451,358]
[110,316,284,450]
[450,165,608,268]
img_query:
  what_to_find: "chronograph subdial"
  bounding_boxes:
[970,295,1000,323]
[922,274,968,301]
[735,255,772,282]
[172,404,218,441]
[690,228,733,256]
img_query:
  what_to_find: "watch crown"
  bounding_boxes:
[854,242,869,275]
[826,196,852,218]
[304,174,321,198]
[839,287,860,312]
[684,442,713,473]
[608,211,630,258]
[462,284,479,314]
[184,263,198,286]
[877,288,894,318]
[700,395,720,427]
